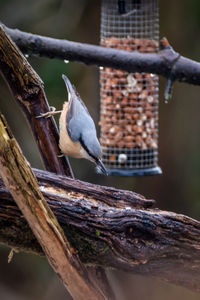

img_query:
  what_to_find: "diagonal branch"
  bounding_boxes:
[3,24,200,86]
[0,168,199,292]
[0,24,73,177]
[0,113,104,300]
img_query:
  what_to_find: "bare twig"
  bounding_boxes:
[3,25,200,86]
[0,113,103,300]
[0,168,199,292]
[0,25,73,177]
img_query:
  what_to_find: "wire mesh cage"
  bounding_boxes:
[99,0,162,176]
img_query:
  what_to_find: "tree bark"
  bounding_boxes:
[1,22,200,296]
[3,24,200,86]
[0,24,73,177]
[0,114,104,300]
[0,167,199,293]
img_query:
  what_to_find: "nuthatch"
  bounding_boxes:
[38,75,107,175]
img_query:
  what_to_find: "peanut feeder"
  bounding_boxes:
[99,0,162,176]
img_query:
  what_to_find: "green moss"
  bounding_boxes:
[61,224,110,264]
[0,220,111,265]
[95,230,100,237]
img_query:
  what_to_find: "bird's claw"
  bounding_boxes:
[36,106,61,118]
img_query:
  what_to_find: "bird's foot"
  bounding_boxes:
[36,106,62,118]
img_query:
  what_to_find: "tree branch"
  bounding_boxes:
[0,113,105,300]
[0,168,199,293]
[0,24,73,177]
[4,25,200,86]
[1,22,200,295]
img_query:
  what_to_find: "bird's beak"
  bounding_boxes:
[96,159,108,176]
[62,74,73,100]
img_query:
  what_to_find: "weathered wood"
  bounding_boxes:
[0,114,103,300]
[0,24,73,177]
[36,169,154,210]
[0,168,199,292]
[1,21,200,296]
[4,24,200,86]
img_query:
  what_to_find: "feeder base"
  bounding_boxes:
[97,166,162,177]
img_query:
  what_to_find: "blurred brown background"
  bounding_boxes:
[0,0,200,299]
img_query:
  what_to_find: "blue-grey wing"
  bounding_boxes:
[66,93,96,142]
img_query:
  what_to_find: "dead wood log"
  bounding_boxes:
[0,21,200,296]
[0,168,199,293]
